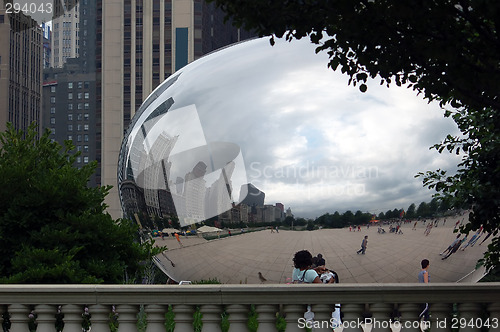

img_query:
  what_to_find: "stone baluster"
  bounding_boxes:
[145,305,167,332]
[88,304,111,332]
[199,304,223,332]
[62,304,85,332]
[341,304,364,332]
[255,304,278,332]
[283,304,306,332]
[397,303,420,332]
[8,304,30,332]
[429,303,452,332]
[116,305,140,332]
[312,304,335,332]
[457,303,482,332]
[369,303,392,332]
[34,304,57,332]
[172,305,195,332]
[226,304,250,332]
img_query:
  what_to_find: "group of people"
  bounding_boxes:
[292,250,342,326]
[292,250,432,324]
[440,227,491,260]
[292,250,339,284]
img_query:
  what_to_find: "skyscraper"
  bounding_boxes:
[0,4,42,134]
[41,0,97,184]
[50,0,79,68]
[97,0,255,218]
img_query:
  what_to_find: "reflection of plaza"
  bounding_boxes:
[154,216,489,284]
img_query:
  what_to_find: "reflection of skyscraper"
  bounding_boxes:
[142,132,178,217]
[175,177,184,195]
[183,161,207,223]
[206,161,235,218]
[239,183,265,207]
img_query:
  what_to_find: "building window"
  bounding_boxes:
[77,124,82,131]
[51,97,56,103]
[68,124,73,131]
[83,145,89,152]
[76,156,81,163]
[50,107,56,114]
[50,117,56,124]
[84,92,89,99]
[77,145,82,151]
[83,156,89,164]
[78,103,83,110]
[68,93,73,100]
[84,124,89,131]
[68,82,73,89]
[68,114,73,121]
[68,103,73,110]
[78,81,83,89]
[68,135,72,140]
[84,103,89,109]
[51,86,56,93]
[84,134,89,142]
[84,113,89,120]
[77,135,82,142]
[78,92,82,99]
[51,128,55,135]
[77,113,83,120]
[175,28,189,71]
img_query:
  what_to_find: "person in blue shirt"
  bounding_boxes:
[356,235,368,254]
[418,259,430,321]
[292,250,325,283]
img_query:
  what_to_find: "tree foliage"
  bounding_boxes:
[207,0,500,269]
[0,123,162,283]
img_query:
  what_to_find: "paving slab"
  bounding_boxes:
[154,213,492,284]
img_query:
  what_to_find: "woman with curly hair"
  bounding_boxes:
[292,250,325,283]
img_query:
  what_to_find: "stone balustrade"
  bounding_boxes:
[0,283,499,332]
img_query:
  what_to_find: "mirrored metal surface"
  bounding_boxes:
[118,37,459,228]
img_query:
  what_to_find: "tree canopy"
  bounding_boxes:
[207,0,500,269]
[0,123,160,283]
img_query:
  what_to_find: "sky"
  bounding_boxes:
[135,37,463,219]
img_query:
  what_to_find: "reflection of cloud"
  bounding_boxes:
[122,37,463,219]
[171,37,462,217]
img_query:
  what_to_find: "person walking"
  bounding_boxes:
[442,236,467,260]
[174,232,183,247]
[460,231,481,250]
[440,234,461,256]
[356,235,368,254]
[479,231,493,245]
[418,259,430,321]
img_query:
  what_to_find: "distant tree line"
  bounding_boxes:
[304,197,458,230]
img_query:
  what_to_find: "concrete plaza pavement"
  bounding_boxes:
[154,214,491,284]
